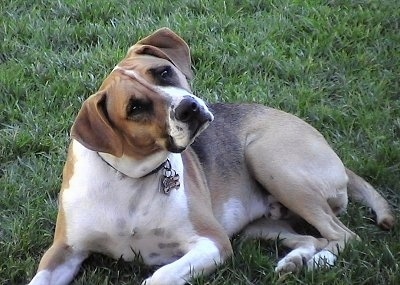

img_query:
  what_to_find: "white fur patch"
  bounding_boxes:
[63,144,195,265]
[28,253,86,285]
[220,199,247,234]
[220,196,268,235]
[28,270,51,285]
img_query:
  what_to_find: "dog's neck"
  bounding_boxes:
[98,151,170,179]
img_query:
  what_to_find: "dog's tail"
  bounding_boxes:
[346,168,395,230]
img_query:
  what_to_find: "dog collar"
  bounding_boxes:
[141,161,167,177]
[98,154,180,195]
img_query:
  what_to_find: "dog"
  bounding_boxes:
[28,28,394,285]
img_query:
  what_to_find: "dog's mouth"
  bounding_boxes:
[167,117,212,153]
[166,137,187,153]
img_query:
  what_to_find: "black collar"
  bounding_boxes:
[142,160,167,178]
[97,154,180,195]
[97,153,167,178]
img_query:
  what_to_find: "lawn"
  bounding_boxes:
[1,0,399,284]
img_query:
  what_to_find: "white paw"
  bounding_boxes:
[275,246,316,273]
[275,255,304,273]
[307,250,336,270]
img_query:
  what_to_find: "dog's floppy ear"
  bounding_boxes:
[71,91,123,157]
[128,27,193,80]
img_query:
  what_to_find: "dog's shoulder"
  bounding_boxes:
[190,103,267,167]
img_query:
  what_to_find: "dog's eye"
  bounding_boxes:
[127,99,152,118]
[150,66,173,80]
[149,65,178,87]
[160,68,170,79]
[159,66,172,79]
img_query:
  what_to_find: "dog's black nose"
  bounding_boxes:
[175,97,201,122]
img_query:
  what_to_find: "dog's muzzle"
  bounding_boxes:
[175,96,212,125]
[168,96,213,153]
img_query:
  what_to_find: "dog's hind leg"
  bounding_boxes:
[245,148,360,267]
[268,185,359,257]
[243,218,332,273]
[253,166,359,250]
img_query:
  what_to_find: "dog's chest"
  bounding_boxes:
[62,149,194,265]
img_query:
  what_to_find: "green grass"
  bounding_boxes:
[1,0,399,284]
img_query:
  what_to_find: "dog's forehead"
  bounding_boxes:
[104,73,161,102]
[96,53,193,111]
[118,54,172,70]
[115,55,191,91]
[99,56,172,92]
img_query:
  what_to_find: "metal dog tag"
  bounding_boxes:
[159,159,180,195]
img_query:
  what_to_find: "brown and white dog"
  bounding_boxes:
[28,28,394,285]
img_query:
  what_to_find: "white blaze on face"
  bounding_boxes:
[159,86,214,149]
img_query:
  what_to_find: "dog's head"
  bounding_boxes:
[71,28,213,161]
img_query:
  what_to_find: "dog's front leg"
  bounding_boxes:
[143,237,227,285]
[28,242,88,285]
